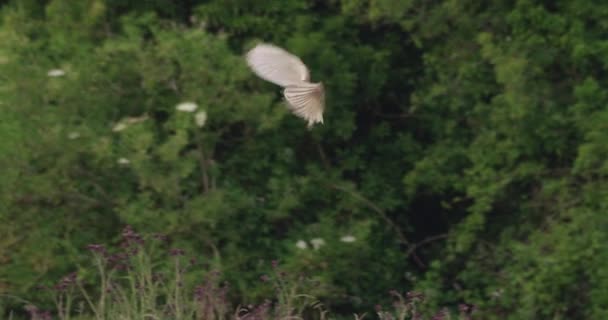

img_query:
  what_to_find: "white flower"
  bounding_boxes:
[340,235,356,243]
[112,122,128,132]
[176,101,198,112]
[124,114,148,125]
[117,158,130,165]
[195,110,208,128]
[310,238,325,250]
[47,69,66,77]
[112,115,148,132]
[491,288,504,298]
[67,132,80,139]
[295,240,308,250]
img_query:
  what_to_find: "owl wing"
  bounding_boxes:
[283,82,325,128]
[246,43,310,87]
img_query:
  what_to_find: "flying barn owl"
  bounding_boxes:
[245,43,325,129]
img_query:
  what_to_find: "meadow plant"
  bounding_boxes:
[16,226,231,320]
[372,290,474,320]
[11,227,470,320]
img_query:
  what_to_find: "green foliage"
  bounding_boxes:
[4,227,458,320]
[3,0,608,319]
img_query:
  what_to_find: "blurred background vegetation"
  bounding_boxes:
[2,0,608,319]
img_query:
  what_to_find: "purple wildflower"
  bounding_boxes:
[194,285,205,301]
[24,305,52,320]
[121,225,144,246]
[406,291,424,301]
[54,272,77,292]
[169,248,185,256]
[431,308,449,320]
[86,244,107,255]
[459,303,476,319]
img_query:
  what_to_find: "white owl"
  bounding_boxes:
[245,43,325,129]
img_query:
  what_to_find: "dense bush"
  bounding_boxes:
[2,1,608,319]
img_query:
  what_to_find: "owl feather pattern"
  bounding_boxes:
[245,43,324,128]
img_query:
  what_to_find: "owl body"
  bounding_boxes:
[245,43,325,128]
